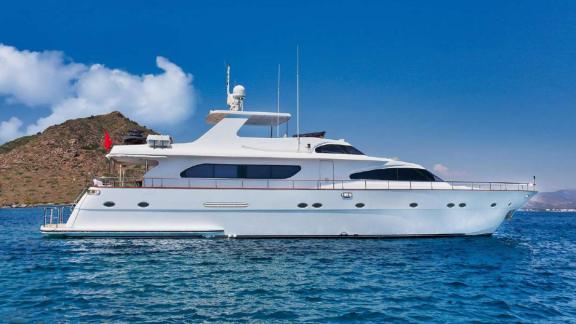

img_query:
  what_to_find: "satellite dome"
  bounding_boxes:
[232,85,245,97]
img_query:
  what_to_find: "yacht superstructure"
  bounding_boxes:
[41,70,536,238]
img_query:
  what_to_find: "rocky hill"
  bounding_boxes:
[524,189,576,211]
[0,112,154,207]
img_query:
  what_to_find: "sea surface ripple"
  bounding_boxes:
[0,210,575,322]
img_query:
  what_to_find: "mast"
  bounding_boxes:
[226,64,231,97]
[296,45,300,150]
[277,64,281,137]
[225,64,245,111]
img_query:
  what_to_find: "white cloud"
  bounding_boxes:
[433,163,467,179]
[0,117,24,143]
[433,164,449,174]
[0,44,196,143]
[0,45,84,106]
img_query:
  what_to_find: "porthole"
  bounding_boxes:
[312,203,322,208]
[490,203,497,208]
[297,203,308,208]
[409,203,418,208]
[138,202,149,208]
[103,201,115,207]
[459,203,466,208]
[355,203,365,208]
[447,203,455,208]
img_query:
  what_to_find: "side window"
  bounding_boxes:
[180,164,214,178]
[350,168,443,182]
[343,146,364,155]
[181,164,301,179]
[315,144,364,155]
[270,165,301,179]
[214,164,240,178]
[316,144,346,154]
[350,168,397,180]
[398,168,428,181]
[245,165,272,179]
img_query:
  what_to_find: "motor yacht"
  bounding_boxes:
[41,70,537,238]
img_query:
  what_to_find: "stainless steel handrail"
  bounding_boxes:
[42,206,74,227]
[91,177,536,192]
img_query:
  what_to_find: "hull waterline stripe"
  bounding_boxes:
[40,231,486,239]
[233,233,475,239]
[41,229,224,233]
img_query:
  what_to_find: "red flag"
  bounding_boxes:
[103,131,113,151]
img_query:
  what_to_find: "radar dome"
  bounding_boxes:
[232,85,245,97]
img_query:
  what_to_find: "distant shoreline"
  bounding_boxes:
[521,209,576,213]
[1,203,73,209]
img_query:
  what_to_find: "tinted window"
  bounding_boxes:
[214,164,239,178]
[315,144,364,155]
[270,165,301,179]
[397,168,437,181]
[350,168,443,182]
[343,146,364,155]
[181,164,214,178]
[245,165,271,178]
[426,170,444,182]
[350,168,397,180]
[181,164,301,179]
[315,144,346,154]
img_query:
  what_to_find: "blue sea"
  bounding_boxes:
[0,209,575,322]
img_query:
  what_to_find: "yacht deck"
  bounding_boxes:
[91,177,536,192]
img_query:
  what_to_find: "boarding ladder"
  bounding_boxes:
[42,206,73,228]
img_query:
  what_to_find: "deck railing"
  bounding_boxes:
[42,206,74,227]
[91,177,536,192]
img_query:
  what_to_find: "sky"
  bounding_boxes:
[0,0,574,191]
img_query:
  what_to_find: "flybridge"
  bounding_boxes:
[204,64,291,127]
[206,110,291,126]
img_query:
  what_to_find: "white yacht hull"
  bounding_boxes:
[41,187,536,238]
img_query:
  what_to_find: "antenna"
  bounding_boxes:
[225,64,245,111]
[226,64,231,96]
[276,64,281,137]
[296,45,300,150]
